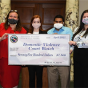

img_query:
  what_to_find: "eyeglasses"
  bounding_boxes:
[10,10,17,12]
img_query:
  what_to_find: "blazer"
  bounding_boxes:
[39,30,47,34]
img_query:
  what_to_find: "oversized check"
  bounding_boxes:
[8,34,70,66]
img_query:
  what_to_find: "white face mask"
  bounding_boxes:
[54,23,63,29]
[32,23,41,29]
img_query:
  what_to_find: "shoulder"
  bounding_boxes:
[47,28,55,34]
[0,23,5,25]
[0,23,5,31]
[73,27,79,34]
[63,26,73,33]
[20,27,27,33]
[0,23,5,28]
[63,26,72,31]
[0,23,5,36]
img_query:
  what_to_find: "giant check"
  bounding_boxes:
[8,34,70,66]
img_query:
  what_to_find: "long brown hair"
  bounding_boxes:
[73,9,88,40]
[28,15,43,33]
[4,10,22,32]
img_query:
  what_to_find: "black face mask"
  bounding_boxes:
[8,19,18,24]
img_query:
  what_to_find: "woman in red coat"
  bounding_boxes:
[0,10,27,88]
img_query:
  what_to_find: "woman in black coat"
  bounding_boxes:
[28,15,47,88]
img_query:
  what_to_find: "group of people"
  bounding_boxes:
[0,9,88,88]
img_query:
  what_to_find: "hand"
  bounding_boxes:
[53,33,58,34]
[70,49,73,54]
[40,65,43,66]
[22,65,25,66]
[28,33,31,34]
[1,33,8,41]
[69,41,76,45]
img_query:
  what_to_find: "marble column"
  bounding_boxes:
[65,0,79,82]
[65,0,79,32]
[0,0,11,23]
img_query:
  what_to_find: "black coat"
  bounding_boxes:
[39,30,47,34]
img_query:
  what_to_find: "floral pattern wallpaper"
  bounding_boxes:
[65,0,79,81]
[0,0,10,23]
[65,0,79,32]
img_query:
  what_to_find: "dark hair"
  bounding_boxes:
[73,9,88,39]
[4,10,22,32]
[54,15,64,22]
[28,15,43,33]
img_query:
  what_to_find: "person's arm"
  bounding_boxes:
[73,27,79,34]
[76,40,88,48]
[47,28,54,34]
[69,41,75,54]
[66,29,73,40]
[0,23,2,42]
[20,27,27,34]
[66,28,74,54]
[0,23,8,42]
[72,34,88,48]
[69,40,88,49]
[69,41,76,45]
[0,33,8,42]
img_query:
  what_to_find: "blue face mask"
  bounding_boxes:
[8,19,18,24]
[82,18,88,25]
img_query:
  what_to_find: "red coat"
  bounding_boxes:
[0,23,27,59]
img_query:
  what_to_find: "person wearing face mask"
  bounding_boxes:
[27,15,47,88]
[47,15,73,88]
[69,10,88,88]
[0,10,27,88]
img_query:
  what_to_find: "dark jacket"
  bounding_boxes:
[39,30,47,34]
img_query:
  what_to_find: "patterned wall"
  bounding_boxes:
[65,0,79,81]
[0,0,11,23]
[65,0,79,32]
